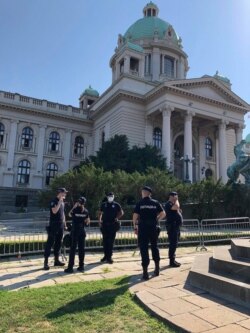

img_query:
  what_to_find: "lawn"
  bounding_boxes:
[0,277,179,333]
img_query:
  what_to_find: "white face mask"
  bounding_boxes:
[107,196,114,203]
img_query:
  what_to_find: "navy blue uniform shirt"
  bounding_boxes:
[71,206,89,227]
[134,197,164,226]
[165,201,182,225]
[49,197,64,225]
[100,201,122,224]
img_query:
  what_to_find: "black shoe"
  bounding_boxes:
[154,263,160,276]
[77,266,84,272]
[43,259,50,271]
[100,257,107,263]
[169,260,181,267]
[142,267,149,280]
[107,258,113,264]
[64,267,74,273]
[54,260,65,267]
[43,263,50,271]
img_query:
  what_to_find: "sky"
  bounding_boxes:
[0,0,249,137]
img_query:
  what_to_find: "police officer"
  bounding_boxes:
[43,187,68,270]
[133,186,166,280]
[64,196,90,273]
[98,192,124,264]
[165,191,183,267]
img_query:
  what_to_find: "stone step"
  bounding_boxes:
[187,253,250,309]
[231,238,250,260]
[212,246,250,284]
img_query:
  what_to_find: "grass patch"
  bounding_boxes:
[0,277,178,333]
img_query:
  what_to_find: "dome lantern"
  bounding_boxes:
[143,2,159,17]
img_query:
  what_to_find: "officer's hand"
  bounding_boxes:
[134,227,138,235]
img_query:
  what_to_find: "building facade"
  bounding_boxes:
[0,2,249,210]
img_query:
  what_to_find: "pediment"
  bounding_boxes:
[167,78,249,108]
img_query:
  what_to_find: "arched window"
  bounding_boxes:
[0,123,4,145]
[205,137,213,158]
[205,168,213,179]
[46,163,58,185]
[153,127,162,149]
[17,160,30,184]
[49,131,60,152]
[74,136,84,155]
[21,127,33,148]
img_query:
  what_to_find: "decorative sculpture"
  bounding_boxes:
[227,140,250,185]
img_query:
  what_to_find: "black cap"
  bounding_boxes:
[107,192,114,196]
[78,196,86,204]
[142,186,152,193]
[169,191,178,196]
[57,187,68,193]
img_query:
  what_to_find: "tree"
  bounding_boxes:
[85,135,167,173]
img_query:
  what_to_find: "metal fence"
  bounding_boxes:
[0,217,249,257]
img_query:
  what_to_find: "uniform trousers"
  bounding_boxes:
[138,224,160,268]
[44,223,64,258]
[101,224,116,259]
[68,227,86,268]
[166,222,180,260]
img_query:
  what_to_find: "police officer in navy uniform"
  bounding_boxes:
[98,192,124,264]
[165,191,183,267]
[43,187,68,270]
[133,186,166,280]
[64,196,90,273]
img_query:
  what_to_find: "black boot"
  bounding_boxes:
[142,266,149,280]
[54,256,65,267]
[169,259,181,267]
[43,257,50,270]
[77,265,84,272]
[64,267,74,273]
[154,262,160,276]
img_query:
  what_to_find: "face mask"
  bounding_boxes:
[107,196,114,203]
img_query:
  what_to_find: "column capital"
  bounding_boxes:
[185,110,195,121]
[160,104,174,116]
[235,123,245,130]
[218,119,229,130]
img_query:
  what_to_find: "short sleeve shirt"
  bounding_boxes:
[165,201,180,223]
[49,197,65,225]
[71,206,89,226]
[100,201,122,224]
[134,197,164,226]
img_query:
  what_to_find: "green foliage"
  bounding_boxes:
[85,135,167,173]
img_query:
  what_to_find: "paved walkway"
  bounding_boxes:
[0,246,250,333]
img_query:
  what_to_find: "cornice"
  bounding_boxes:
[91,89,144,119]
[0,102,93,124]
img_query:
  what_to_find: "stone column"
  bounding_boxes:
[3,120,18,187]
[63,130,72,172]
[161,105,173,168]
[235,124,244,145]
[145,117,153,145]
[152,48,160,81]
[33,125,46,189]
[218,120,228,183]
[184,111,195,182]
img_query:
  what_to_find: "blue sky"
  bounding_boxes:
[0,0,249,137]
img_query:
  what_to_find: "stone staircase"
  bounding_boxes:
[187,238,250,309]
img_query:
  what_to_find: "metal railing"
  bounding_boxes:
[0,217,249,257]
[199,217,250,250]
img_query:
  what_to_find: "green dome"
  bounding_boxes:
[123,2,180,46]
[213,71,231,85]
[83,85,99,97]
[245,133,250,144]
[124,17,178,43]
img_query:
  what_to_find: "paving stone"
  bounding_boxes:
[203,323,250,333]
[193,306,247,327]
[238,318,250,330]
[170,312,216,332]
[137,290,162,304]
[154,297,200,316]
[149,286,188,300]
[182,294,230,308]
